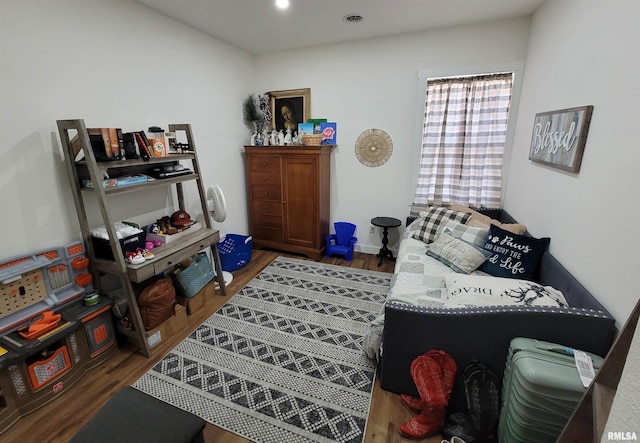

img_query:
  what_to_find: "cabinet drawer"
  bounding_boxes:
[252,213,282,229]
[153,240,210,275]
[249,156,280,173]
[251,184,282,201]
[252,226,283,243]
[251,200,282,216]
[249,172,281,186]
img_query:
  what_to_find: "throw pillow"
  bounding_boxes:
[439,220,489,248]
[480,224,550,280]
[412,206,471,245]
[426,230,491,274]
[443,274,568,308]
[449,204,527,235]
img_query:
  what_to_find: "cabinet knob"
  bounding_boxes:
[262,162,267,166]
[264,191,269,195]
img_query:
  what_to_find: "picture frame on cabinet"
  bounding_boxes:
[528,105,593,173]
[270,88,310,133]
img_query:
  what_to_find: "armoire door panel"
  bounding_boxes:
[283,157,317,247]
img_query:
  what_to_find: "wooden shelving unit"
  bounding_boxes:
[56,119,226,357]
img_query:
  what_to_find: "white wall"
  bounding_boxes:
[505,0,640,325]
[509,0,640,434]
[254,18,530,254]
[0,0,253,259]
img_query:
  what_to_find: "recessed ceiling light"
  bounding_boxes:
[275,0,289,9]
[343,14,363,24]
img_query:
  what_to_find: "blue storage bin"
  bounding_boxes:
[217,234,253,272]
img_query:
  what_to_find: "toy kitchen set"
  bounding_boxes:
[0,240,117,433]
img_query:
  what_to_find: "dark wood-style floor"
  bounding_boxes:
[2,250,443,443]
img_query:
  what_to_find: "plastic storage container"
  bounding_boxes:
[91,232,146,260]
[217,234,253,272]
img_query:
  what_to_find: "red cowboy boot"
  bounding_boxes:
[426,350,457,400]
[400,393,423,413]
[411,353,448,407]
[399,355,448,439]
[400,405,447,439]
[400,350,457,413]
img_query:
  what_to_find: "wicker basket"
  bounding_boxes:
[302,134,322,145]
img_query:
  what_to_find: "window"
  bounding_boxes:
[413,72,514,210]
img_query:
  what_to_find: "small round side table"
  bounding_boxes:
[371,216,402,267]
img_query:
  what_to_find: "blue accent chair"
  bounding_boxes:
[325,222,357,261]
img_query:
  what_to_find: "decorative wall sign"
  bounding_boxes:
[269,88,311,133]
[528,105,593,173]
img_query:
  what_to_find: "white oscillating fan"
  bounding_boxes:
[207,184,227,222]
[206,184,233,285]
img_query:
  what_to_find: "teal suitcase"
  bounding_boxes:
[498,337,604,443]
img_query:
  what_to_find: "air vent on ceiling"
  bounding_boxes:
[343,14,363,24]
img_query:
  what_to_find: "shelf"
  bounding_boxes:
[75,152,195,169]
[81,173,200,196]
[92,228,220,283]
[56,119,227,358]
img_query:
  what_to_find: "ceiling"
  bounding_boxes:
[134,0,546,55]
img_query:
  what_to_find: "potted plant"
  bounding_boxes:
[243,93,272,145]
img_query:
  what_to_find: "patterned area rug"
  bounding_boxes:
[134,256,391,443]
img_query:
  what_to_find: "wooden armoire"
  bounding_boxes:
[244,145,335,260]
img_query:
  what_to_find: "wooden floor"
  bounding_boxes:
[2,250,443,443]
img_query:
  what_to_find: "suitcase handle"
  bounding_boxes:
[534,341,574,356]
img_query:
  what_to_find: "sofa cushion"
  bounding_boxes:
[440,220,489,248]
[443,274,568,308]
[480,225,550,280]
[412,206,471,244]
[426,230,491,274]
[449,204,527,235]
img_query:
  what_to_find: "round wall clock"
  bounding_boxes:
[355,129,393,167]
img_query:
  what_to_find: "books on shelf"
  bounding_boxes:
[82,174,153,189]
[320,122,337,144]
[307,118,327,134]
[72,127,124,161]
[71,127,170,162]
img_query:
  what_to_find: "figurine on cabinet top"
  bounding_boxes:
[278,129,285,146]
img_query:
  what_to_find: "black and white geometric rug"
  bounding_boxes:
[133,256,391,443]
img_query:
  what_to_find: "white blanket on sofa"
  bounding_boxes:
[362,236,486,360]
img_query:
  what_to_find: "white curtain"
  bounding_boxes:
[413,73,513,209]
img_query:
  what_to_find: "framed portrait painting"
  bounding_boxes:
[270,88,311,133]
[528,105,593,173]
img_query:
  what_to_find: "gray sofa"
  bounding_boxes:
[379,209,617,413]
